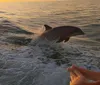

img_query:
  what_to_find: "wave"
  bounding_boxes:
[0,19,33,34]
[0,37,99,85]
[0,11,6,13]
[0,18,99,85]
[84,24,100,28]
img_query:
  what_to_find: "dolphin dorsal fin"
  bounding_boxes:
[44,24,52,31]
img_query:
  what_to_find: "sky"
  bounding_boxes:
[0,0,56,2]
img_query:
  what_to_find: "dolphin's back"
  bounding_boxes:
[52,26,76,36]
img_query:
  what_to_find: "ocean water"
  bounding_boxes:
[0,0,100,85]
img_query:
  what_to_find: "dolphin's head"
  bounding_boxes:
[71,27,84,36]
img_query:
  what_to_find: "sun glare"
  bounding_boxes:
[0,0,56,2]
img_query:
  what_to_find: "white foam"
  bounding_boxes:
[0,38,100,85]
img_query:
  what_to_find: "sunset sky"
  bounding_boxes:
[0,0,56,2]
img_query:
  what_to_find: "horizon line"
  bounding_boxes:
[0,0,57,2]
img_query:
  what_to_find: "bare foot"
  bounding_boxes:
[68,67,89,85]
[68,65,100,81]
[68,65,100,85]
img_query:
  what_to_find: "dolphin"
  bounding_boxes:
[41,24,84,43]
